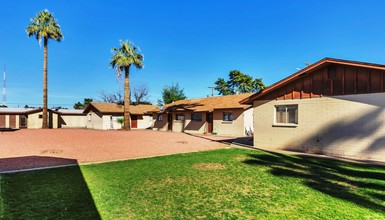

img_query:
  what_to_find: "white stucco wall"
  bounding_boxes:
[253,92,385,161]
[26,112,58,129]
[243,108,254,136]
[86,113,153,130]
[86,112,103,129]
[136,115,155,129]
[27,112,41,129]
[60,115,87,128]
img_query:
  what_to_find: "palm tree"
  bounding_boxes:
[110,40,144,130]
[26,10,63,129]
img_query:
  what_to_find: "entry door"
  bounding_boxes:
[206,112,213,133]
[131,115,138,128]
[19,115,27,128]
[168,114,173,131]
[0,115,5,128]
[9,115,16,129]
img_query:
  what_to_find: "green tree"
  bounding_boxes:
[158,83,187,106]
[110,40,144,130]
[214,78,231,95]
[26,10,63,128]
[215,70,265,95]
[117,118,124,127]
[74,98,93,109]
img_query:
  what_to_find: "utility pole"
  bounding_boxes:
[2,64,6,106]
[208,86,215,97]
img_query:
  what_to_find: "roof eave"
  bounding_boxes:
[243,57,385,103]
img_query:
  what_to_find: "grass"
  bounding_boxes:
[1,148,385,219]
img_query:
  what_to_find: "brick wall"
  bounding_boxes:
[254,92,385,161]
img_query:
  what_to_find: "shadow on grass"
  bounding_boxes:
[243,150,385,212]
[0,156,100,219]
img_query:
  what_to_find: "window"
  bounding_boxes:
[176,113,185,121]
[191,112,202,121]
[38,114,43,119]
[275,105,298,125]
[223,112,233,121]
[157,114,163,121]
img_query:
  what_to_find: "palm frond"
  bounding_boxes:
[26,10,64,43]
[109,40,144,76]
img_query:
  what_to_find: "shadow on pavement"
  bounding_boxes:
[186,132,254,148]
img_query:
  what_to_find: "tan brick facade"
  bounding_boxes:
[253,92,385,161]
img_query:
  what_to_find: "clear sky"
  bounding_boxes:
[1,0,385,108]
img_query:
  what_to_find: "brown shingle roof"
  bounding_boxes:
[162,93,253,113]
[85,102,159,115]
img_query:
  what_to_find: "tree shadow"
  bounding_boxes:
[163,103,204,113]
[282,107,385,161]
[0,156,101,219]
[243,150,385,212]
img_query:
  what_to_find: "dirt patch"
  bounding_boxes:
[193,163,227,170]
[235,154,250,162]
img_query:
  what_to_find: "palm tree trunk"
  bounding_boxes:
[42,37,48,129]
[124,66,131,130]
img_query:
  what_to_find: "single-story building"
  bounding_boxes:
[83,102,160,130]
[57,109,87,128]
[241,57,385,162]
[0,108,60,129]
[153,93,254,136]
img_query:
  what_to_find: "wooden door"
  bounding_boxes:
[206,112,213,133]
[9,115,16,129]
[131,115,138,128]
[0,115,5,128]
[168,114,173,130]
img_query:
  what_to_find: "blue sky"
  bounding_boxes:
[1,1,385,108]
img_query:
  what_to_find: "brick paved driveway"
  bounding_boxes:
[0,129,228,172]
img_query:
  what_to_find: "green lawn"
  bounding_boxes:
[1,148,385,219]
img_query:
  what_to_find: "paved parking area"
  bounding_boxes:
[0,129,228,172]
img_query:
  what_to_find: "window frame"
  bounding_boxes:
[191,112,202,121]
[176,113,185,121]
[274,104,298,127]
[157,114,163,121]
[223,112,233,122]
